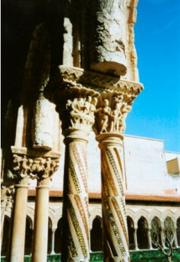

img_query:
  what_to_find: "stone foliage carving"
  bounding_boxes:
[12,154,59,182]
[46,65,142,135]
[95,93,132,134]
[66,96,98,131]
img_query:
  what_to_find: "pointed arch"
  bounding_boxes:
[90,216,103,251]
[135,209,150,226]
[151,216,162,248]
[164,216,175,247]
[149,209,163,224]
[137,216,149,249]
[127,216,135,250]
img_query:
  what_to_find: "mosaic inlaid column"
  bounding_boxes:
[47,74,99,261]
[46,65,143,261]
[9,152,32,262]
[60,91,98,262]
[95,88,142,261]
[32,157,59,262]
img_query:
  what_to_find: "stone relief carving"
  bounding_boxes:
[65,96,98,131]
[95,94,132,134]
[11,154,59,182]
[1,185,15,211]
[46,66,143,99]
[46,66,142,136]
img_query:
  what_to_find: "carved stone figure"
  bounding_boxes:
[99,99,111,133]
[66,95,97,131]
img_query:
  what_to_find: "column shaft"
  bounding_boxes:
[148,228,152,249]
[32,180,49,262]
[10,183,28,262]
[134,228,138,250]
[51,229,55,254]
[174,228,178,248]
[99,136,129,261]
[62,137,89,262]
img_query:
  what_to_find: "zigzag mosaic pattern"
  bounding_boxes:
[63,141,89,261]
[101,145,129,262]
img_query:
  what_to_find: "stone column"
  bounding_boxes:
[9,153,32,262]
[32,90,57,151]
[98,134,129,261]
[59,91,98,262]
[46,65,143,262]
[32,157,59,262]
[51,229,56,254]
[148,227,152,249]
[95,90,142,261]
[89,0,128,76]
[46,71,99,261]
[161,227,166,249]
[174,227,178,248]
[134,227,138,250]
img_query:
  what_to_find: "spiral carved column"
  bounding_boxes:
[95,89,142,262]
[56,86,98,261]
[99,135,129,261]
[62,131,90,261]
[46,65,143,261]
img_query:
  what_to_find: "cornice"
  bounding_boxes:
[46,66,143,103]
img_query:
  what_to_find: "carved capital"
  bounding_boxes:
[1,185,15,209]
[11,147,60,182]
[12,154,59,182]
[63,95,98,133]
[95,91,133,135]
[46,66,142,102]
[46,66,143,136]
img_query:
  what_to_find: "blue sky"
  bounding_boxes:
[126,0,180,152]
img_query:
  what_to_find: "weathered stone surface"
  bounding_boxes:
[89,0,127,76]
[32,93,55,151]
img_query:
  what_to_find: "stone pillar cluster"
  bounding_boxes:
[9,148,59,262]
[3,1,142,261]
[47,65,143,261]
[5,70,142,261]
